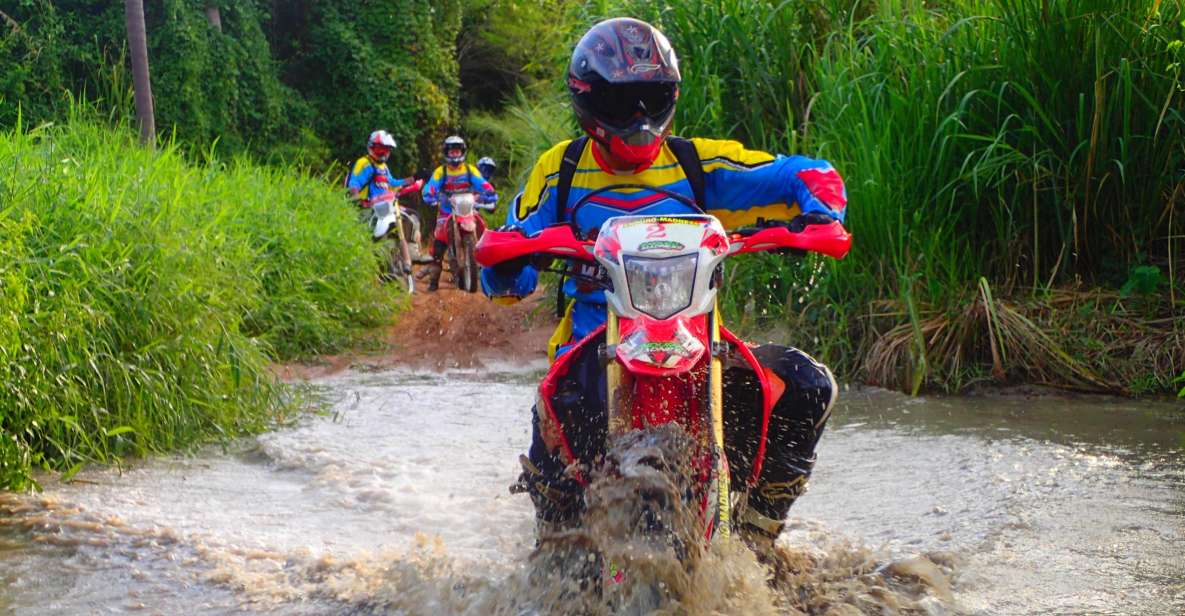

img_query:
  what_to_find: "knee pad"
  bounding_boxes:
[754,345,837,429]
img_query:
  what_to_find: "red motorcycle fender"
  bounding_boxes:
[536,323,775,488]
[537,324,607,487]
[615,315,709,376]
[720,326,774,487]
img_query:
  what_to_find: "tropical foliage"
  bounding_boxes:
[0,115,395,490]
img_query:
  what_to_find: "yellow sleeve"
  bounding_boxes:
[514,139,573,223]
[688,137,776,172]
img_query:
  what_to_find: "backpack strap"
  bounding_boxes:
[554,136,588,224]
[666,136,706,209]
[552,136,587,316]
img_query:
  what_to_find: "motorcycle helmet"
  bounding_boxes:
[568,18,681,166]
[476,156,497,180]
[443,135,467,165]
[367,130,397,162]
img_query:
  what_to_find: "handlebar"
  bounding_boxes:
[729,220,851,259]
[475,220,851,268]
[475,225,594,268]
[396,179,424,198]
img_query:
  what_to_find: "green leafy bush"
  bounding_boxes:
[0,0,468,169]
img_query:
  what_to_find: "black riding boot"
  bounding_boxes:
[727,345,837,558]
[426,261,442,291]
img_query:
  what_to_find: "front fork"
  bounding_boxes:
[603,302,730,540]
[708,300,730,539]
[391,200,413,278]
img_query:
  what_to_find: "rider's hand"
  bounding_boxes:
[740,215,836,256]
[492,255,531,277]
[786,212,836,232]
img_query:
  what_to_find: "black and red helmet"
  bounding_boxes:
[568,18,681,166]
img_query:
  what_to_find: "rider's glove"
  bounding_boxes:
[786,212,835,232]
[493,255,554,276]
[743,213,836,256]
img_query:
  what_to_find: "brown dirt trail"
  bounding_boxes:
[275,280,557,380]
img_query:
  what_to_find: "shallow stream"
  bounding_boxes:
[2,367,1182,614]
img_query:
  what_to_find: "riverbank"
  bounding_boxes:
[729,278,1185,398]
[273,282,553,380]
[0,119,397,491]
[275,277,1183,404]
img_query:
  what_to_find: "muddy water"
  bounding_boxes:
[1,366,1182,615]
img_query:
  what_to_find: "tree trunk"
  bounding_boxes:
[204,3,222,32]
[125,0,155,147]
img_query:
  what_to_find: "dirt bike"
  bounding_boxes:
[476,208,850,610]
[444,191,493,293]
[370,179,424,293]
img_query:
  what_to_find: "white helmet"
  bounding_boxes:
[476,156,497,178]
[367,130,397,162]
[443,135,467,165]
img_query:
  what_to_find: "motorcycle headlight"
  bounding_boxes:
[623,254,698,319]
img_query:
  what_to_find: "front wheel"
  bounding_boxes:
[460,231,479,293]
[448,219,462,288]
[386,240,414,294]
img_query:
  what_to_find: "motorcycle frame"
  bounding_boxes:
[476,214,851,542]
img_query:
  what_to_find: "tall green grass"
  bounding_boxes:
[627,0,1185,391]
[0,115,395,490]
[807,0,1184,290]
[464,87,577,190]
[489,0,1184,392]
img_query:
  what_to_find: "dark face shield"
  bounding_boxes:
[584,82,677,129]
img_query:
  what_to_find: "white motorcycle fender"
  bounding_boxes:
[371,200,397,240]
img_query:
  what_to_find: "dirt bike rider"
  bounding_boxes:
[480,18,847,559]
[421,135,498,291]
[346,130,422,208]
[476,156,498,189]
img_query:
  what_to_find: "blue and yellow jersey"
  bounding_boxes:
[421,163,498,214]
[483,136,848,353]
[347,157,404,205]
[508,137,846,235]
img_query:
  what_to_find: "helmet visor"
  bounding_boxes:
[582,82,677,129]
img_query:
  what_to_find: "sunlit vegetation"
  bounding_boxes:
[0,115,396,490]
[1,0,1181,493]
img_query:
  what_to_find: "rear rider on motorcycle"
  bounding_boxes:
[480,18,848,560]
[476,156,498,189]
[422,136,498,291]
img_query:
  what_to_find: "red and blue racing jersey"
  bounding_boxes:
[421,163,498,214]
[347,157,405,206]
